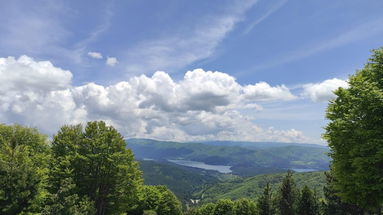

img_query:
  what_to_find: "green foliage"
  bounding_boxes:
[49,121,142,215]
[321,171,363,215]
[0,122,337,215]
[139,185,162,211]
[190,198,257,215]
[277,171,298,215]
[156,186,183,215]
[140,160,218,203]
[324,48,383,210]
[143,210,158,215]
[213,199,235,215]
[128,139,330,176]
[137,185,182,215]
[233,198,257,215]
[196,203,216,215]
[297,186,319,215]
[42,178,95,215]
[257,183,273,215]
[0,124,49,214]
[196,171,325,203]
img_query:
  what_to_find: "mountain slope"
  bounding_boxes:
[140,160,222,203]
[194,171,326,203]
[127,138,330,176]
[197,140,327,150]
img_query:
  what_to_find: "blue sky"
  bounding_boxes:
[0,0,382,144]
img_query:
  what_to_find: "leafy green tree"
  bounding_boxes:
[324,48,383,212]
[132,185,182,215]
[143,210,158,215]
[195,202,216,215]
[49,121,142,215]
[156,186,183,215]
[139,185,162,211]
[213,199,235,215]
[277,171,298,215]
[234,198,257,215]
[0,124,49,214]
[322,171,363,215]
[42,178,95,215]
[297,186,319,215]
[257,182,273,215]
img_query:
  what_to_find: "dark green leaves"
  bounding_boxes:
[324,48,383,210]
[0,124,49,214]
[49,121,142,215]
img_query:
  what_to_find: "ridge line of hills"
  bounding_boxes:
[127,138,330,204]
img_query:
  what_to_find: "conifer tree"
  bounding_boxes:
[297,186,319,215]
[257,182,273,215]
[277,171,298,215]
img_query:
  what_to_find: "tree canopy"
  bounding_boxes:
[324,48,383,211]
[0,124,49,214]
[277,171,298,215]
[257,182,273,215]
[49,121,142,215]
[297,186,319,215]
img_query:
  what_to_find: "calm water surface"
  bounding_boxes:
[290,168,318,172]
[168,159,232,173]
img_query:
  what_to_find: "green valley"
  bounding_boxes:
[128,138,330,177]
[194,171,326,203]
[139,159,326,206]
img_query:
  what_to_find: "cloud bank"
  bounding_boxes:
[0,55,310,143]
[302,78,348,102]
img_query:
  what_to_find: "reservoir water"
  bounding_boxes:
[168,159,232,173]
[290,168,318,172]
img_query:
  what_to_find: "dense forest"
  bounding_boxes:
[0,122,344,215]
[1,48,383,214]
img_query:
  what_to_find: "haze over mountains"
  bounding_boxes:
[130,138,330,204]
[127,138,330,177]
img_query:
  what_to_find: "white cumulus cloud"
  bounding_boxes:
[0,56,311,143]
[87,51,103,59]
[243,82,296,102]
[106,57,118,66]
[302,78,349,102]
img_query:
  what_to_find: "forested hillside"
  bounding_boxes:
[2,47,383,214]
[128,139,330,176]
[140,160,327,205]
[195,171,326,203]
[0,122,183,215]
[139,160,220,204]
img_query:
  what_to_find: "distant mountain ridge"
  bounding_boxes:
[127,138,328,149]
[139,160,327,206]
[126,138,330,177]
[191,140,328,149]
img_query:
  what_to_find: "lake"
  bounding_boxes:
[290,168,318,172]
[168,159,232,173]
